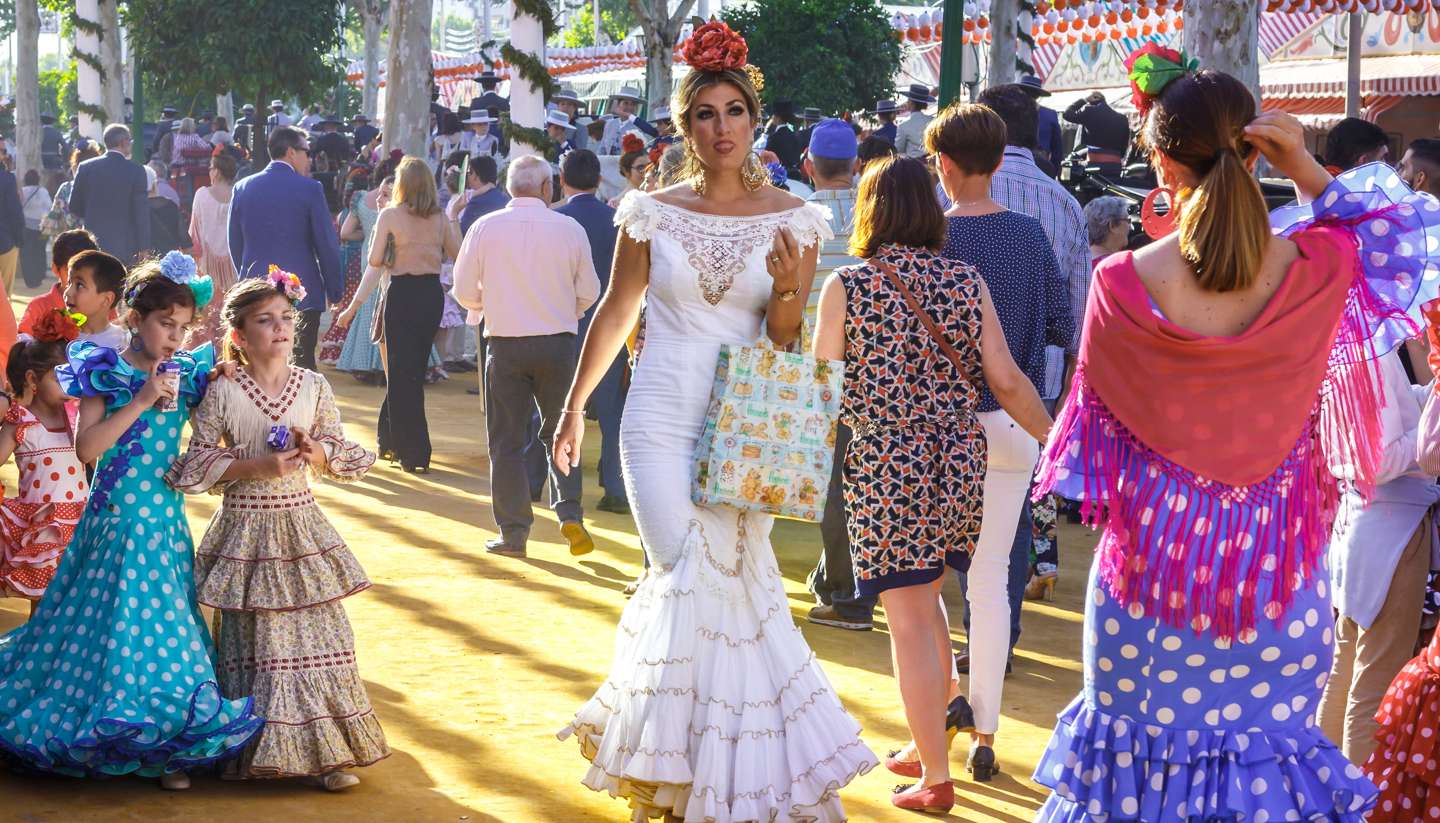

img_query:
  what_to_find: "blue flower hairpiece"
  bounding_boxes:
[153,251,214,309]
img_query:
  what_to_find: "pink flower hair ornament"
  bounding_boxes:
[266,264,307,304]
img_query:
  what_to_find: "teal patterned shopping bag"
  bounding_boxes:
[691,342,844,522]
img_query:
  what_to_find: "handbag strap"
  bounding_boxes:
[868,257,978,387]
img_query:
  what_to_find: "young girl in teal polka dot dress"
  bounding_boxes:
[0,253,262,789]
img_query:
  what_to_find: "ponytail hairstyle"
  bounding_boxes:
[6,336,67,397]
[1141,69,1268,292]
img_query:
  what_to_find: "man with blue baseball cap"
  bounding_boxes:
[800,118,876,632]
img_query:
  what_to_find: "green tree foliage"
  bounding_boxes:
[38,64,77,121]
[556,0,630,48]
[722,0,900,115]
[124,0,347,156]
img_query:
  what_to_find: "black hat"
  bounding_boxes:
[1017,75,1051,97]
[900,84,936,104]
[39,113,54,124]
[476,69,499,87]
[161,105,178,116]
[802,107,822,122]
[352,113,370,122]
[773,100,796,118]
[872,99,899,115]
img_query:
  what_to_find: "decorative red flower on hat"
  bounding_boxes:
[621,133,645,155]
[682,21,749,73]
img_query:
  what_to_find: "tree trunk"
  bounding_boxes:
[1183,0,1260,101]
[630,0,696,112]
[384,0,433,158]
[15,0,40,183]
[508,0,544,158]
[98,0,124,126]
[75,0,104,139]
[361,0,386,121]
[253,90,269,165]
[986,0,1018,88]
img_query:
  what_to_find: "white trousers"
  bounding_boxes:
[967,409,1039,734]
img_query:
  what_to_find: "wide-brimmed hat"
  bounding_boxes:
[773,100,796,118]
[1017,75,1051,97]
[802,107,822,122]
[318,116,344,127]
[651,106,672,122]
[476,69,500,86]
[873,99,898,115]
[242,103,256,113]
[352,114,369,122]
[900,83,936,104]
[545,110,572,129]
[554,84,581,103]
[39,113,54,124]
[463,113,495,125]
[269,99,285,109]
[611,85,644,103]
[161,105,178,117]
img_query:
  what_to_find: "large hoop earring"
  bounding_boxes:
[1141,187,1178,240]
[741,151,767,192]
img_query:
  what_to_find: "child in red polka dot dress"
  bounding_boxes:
[0,333,86,613]
[1364,623,1440,821]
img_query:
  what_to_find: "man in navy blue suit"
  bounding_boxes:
[554,150,628,514]
[228,125,343,370]
[69,124,150,265]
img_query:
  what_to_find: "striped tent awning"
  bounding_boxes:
[1262,53,1440,98]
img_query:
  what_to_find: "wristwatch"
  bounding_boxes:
[773,285,799,302]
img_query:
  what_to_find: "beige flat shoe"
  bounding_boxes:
[159,771,191,791]
[305,771,361,792]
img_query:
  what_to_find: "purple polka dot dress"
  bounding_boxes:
[1030,164,1440,821]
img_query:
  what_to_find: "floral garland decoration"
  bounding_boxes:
[266,264,308,304]
[70,6,111,123]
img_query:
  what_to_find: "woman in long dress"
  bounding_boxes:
[187,150,239,346]
[334,167,392,382]
[1030,59,1440,821]
[553,23,878,822]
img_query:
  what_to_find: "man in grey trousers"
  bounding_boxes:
[452,155,602,558]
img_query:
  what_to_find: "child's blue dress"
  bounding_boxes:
[0,342,263,777]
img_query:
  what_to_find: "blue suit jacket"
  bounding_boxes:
[1036,106,1065,170]
[228,161,343,311]
[69,151,150,263]
[555,192,617,339]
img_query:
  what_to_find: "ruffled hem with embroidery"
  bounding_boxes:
[1033,697,1376,822]
[558,520,876,822]
[216,603,390,778]
[192,505,370,611]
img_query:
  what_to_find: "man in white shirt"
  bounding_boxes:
[266,100,294,130]
[893,84,936,158]
[452,155,602,559]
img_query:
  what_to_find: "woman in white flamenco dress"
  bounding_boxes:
[554,27,878,823]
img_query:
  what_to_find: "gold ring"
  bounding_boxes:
[770,255,780,264]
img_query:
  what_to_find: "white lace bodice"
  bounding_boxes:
[614,190,832,349]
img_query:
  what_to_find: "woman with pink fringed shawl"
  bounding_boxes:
[1030,50,1440,823]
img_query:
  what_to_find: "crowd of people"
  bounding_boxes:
[0,20,1438,823]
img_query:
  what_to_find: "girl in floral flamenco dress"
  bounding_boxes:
[0,251,263,790]
[169,270,388,790]
[0,312,87,615]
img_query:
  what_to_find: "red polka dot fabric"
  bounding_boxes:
[1365,624,1440,821]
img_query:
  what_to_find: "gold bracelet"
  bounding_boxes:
[562,409,585,415]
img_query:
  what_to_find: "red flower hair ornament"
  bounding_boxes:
[682,22,765,93]
[1123,43,1198,116]
[621,133,646,155]
[34,308,83,344]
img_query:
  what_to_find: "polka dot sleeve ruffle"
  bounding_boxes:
[1270,161,1440,359]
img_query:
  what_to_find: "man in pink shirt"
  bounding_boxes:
[452,155,602,559]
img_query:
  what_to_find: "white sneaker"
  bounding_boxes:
[159,771,191,791]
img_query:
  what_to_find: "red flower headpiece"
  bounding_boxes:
[1123,43,1198,116]
[683,21,749,73]
[621,133,645,155]
[33,308,82,344]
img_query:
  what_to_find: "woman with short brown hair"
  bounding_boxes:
[814,155,1050,813]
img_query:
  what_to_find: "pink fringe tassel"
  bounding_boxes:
[1035,274,1391,642]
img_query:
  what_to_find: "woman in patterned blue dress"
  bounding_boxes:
[0,254,262,788]
[1030,59,1440,821]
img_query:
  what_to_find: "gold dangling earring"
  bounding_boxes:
[741,150,767,191]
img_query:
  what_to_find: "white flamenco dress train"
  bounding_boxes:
[559,191,878,822]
